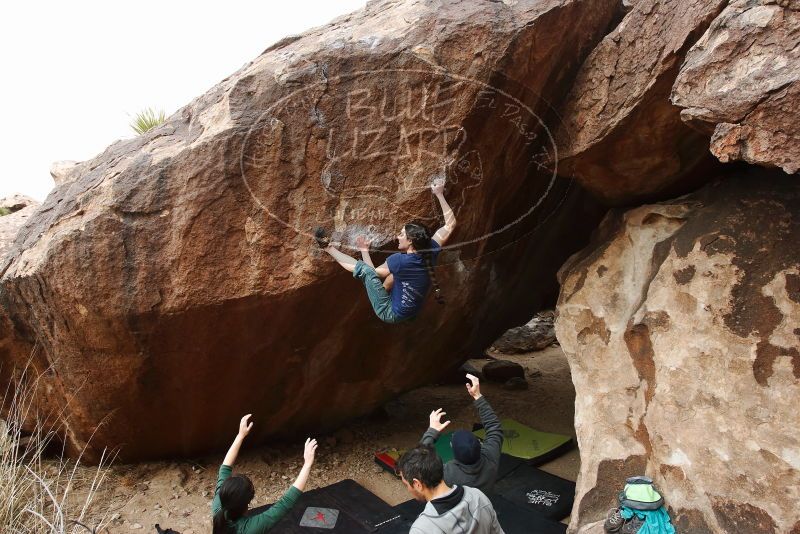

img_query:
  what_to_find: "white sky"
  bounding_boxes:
[0,0,366,201]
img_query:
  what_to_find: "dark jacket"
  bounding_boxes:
[420,396,504,493]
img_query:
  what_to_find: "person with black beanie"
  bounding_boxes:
[420,373,504,493]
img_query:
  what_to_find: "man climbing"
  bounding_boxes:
[314,177,456,323]
[420,373,504,493]
[397,444,505,534]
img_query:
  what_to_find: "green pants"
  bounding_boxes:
[353,261,403,324]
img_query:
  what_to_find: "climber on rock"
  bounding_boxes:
[315,177,456,323]
[212,414,318,533]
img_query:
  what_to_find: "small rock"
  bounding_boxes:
[482,360,525,381]
[491,311,556,353]
[131,523,143,530]
[502,376,529,390]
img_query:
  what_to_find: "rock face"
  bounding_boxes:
[50,160,81,186]
[556,0,729,204]
[0,194,38,213]
[492,309,556,353]
[672,0,800,174]
[0,0,614,460]
[0,196,40,261]
[555,171,800,533]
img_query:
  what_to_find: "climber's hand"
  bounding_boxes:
[355,235,370,252]
[431,176,446,196]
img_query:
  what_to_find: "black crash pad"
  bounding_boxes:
[489,494,567,534]
[250,479,402,532]
[492,463,575,521]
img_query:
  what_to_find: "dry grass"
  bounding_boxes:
[1,361,114,533]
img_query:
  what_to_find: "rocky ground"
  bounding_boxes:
[74,345,578,533]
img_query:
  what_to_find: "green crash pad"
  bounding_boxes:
[473,419,573,465]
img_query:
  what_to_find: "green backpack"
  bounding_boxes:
[618,476,664,511]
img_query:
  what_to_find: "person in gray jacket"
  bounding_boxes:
[420,373,504,493]
[397,444,504,534]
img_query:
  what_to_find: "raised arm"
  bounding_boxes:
[247,437,318,532]
[431,178,456,246]
[466,374,503,462]
[212,414,254,517]
[292,438,318,491]
[222,414,253,467]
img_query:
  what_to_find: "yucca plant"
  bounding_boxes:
[130,108,166,135]
[0,356,113,533]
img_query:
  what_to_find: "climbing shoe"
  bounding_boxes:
[604,507,625,532]
[313,227,330,248]
[620,515,645,534]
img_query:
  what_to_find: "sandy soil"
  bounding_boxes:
[81,346,578,533]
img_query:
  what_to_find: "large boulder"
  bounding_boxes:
[0,196,40,261]
[555,0,729,205]
[0,0,615,460]
[555,171,799,533]
[672,0,800,174]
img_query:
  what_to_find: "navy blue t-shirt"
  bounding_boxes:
[386,240,442,319]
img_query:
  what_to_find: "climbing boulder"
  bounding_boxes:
[556,0,729,204]
[555,170,800,533]
[0,0,614,460]
[671,0,800,174]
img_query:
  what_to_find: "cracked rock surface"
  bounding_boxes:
[555,169,800,533]
[672,0,800,174]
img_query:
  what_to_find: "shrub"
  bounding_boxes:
[130,108,167,135]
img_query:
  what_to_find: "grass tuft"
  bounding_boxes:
[130,108,166,135]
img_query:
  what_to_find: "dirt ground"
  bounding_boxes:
[81,345,578,533]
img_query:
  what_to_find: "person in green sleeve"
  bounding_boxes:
[211,414,318,534]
